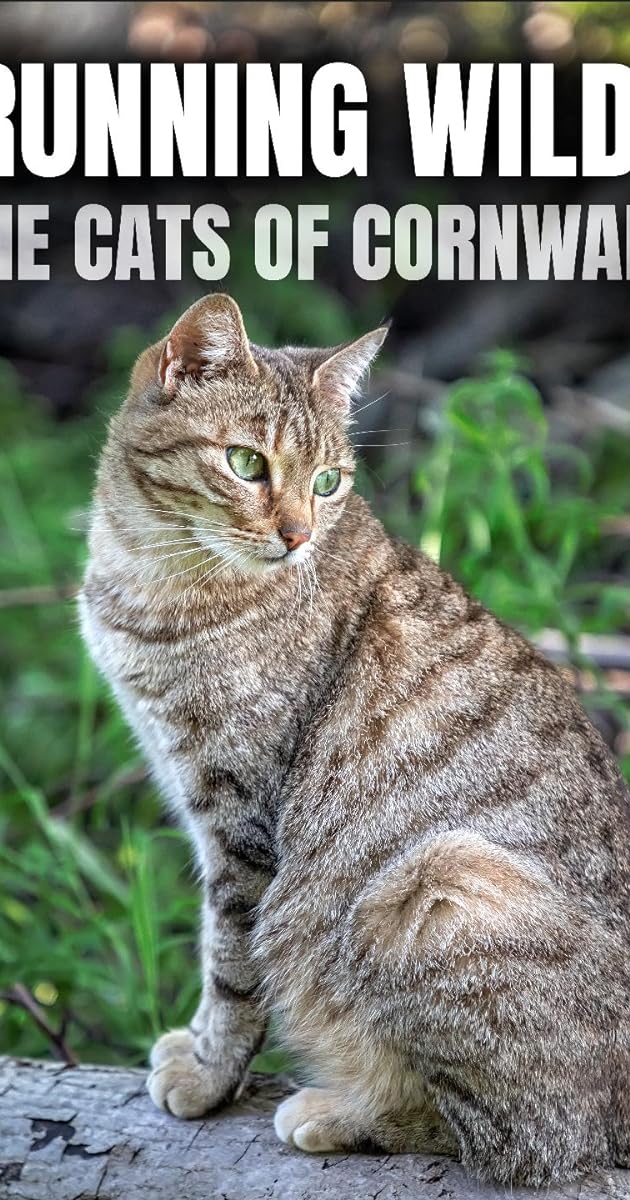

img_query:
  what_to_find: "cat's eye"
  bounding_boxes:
[227,446,268,482]
[313,468,341,497]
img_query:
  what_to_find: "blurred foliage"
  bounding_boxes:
[127,0,460,67]
[0,316,628,1067]
[124,2,630,67]
[412,352,628,649]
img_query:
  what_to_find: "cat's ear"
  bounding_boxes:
[158,294,258,400]
[313,325,389,415]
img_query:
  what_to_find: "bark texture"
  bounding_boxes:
[0,1056,628,1200]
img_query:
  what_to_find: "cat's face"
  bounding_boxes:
[114,295,387,578]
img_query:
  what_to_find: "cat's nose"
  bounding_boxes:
[280,526,312,552]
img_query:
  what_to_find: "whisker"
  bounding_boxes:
[306,556,333,626]
[101,505,197,522]
[314,545,350,571]
[139,545,210,567]
[180,549,243,598]
[353,441,410,449]
[350,427,405,435]
[127,538,202,552]
[103,519,231,537]
[302,558,312,623]
[121,528,229,542]
[304,557,316,624]
[289,561,303,635]
[143,554,218,584]
[349,389,390,420]
[204,531,255,551]
[178,560,227,598]
[101,504,232,529]
[297,562,306,632]
[106,560,202,591]
[120,530,241,561]
[117,519,231,533]
[99,519,184,529]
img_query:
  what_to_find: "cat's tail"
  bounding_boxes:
[348,828,565,965]
[345,829,626,1186]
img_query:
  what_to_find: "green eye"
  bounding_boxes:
[227,446,267,481]
[313,467,341,497]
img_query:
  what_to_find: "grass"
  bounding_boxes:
[1,329,628,1068]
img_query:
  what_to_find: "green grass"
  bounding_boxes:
[1,332,628,1067]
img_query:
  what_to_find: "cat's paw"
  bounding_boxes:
[147,1028,231,1119]
[149,1028,196,1069]
[274,1088,348,1153]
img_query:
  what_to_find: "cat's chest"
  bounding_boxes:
[84,593,310,784]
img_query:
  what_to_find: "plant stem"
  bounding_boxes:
[1,984,79,1066]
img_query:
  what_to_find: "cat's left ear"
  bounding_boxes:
[313,325,389,415]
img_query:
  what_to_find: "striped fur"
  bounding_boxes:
[81,295,630,1185]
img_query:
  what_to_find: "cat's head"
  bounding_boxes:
[109,294,387,576]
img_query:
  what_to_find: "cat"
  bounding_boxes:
[80,293,630,1186]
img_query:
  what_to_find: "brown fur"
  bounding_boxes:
[81,294,630,1185]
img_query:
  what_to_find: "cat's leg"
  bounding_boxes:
[271,831,624,1183]
[148,809,273,1118]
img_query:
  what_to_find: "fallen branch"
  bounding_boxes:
[533,632,630,703]
[0,584,77,608]
[0,1057,627,1200]
[533,629,630,673]
[602,516,630,537]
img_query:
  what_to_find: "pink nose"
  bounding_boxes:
[280,527,311,552]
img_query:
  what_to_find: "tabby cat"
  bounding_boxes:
[80,294,630,1185]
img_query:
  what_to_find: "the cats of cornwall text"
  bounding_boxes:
[81,294,630,1186]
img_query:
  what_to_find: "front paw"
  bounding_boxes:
[274,1088,348,1153]
[147,1027,234,1119]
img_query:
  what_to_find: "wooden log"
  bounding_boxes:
[0,1057,628,1200]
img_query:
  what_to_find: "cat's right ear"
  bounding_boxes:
[313,325,389,416]
[157,294,258,401]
